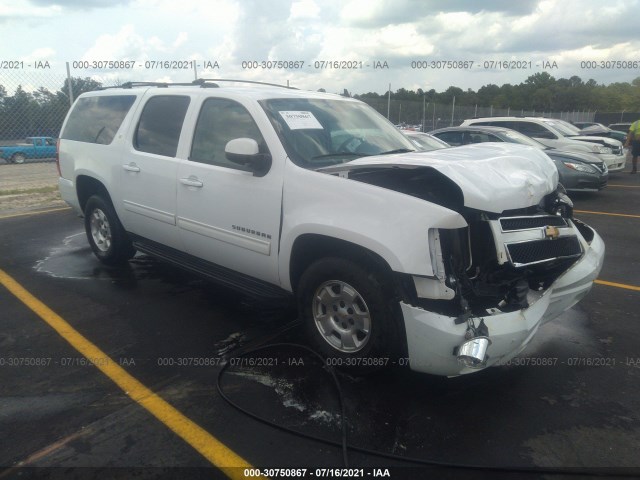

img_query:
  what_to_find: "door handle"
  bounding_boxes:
[123,163,140,172]
[180,176,204,188]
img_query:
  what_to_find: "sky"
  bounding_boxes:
[1,0,639,95]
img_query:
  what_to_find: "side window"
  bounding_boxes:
[62,95,136,145]
[434,131,463,146]
[134,96,190,157]
[463,132,497,144]
[515,121,556,139]
[471,121,494,127]
[190,98,266,170]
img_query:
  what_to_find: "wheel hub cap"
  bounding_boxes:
[312,280,371,353]
[90,208,112,252]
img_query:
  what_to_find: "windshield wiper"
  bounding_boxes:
[310,152,371,160]
[377,148,415,155]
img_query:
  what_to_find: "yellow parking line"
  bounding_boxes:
[574,209,640,219]
[0,207,71,220]
[595,279,640,292]
[0,268,264,480]
[607,184,640,188]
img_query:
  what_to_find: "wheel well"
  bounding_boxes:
[291,234,409,359]
[76,175,111,213]
[289,234,393,293]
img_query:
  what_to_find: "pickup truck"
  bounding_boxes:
[0,137,57,164]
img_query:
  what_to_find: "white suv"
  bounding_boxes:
[461,117,626,172]
[57,80,604,376]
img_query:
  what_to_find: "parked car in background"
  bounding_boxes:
[574,124,627,144]
[0,137,57,164]
[608,122,632,133]
[461,117,626,172]
[429,126,608,192]
[571,121,599,129]
[401,131,449,151]
[554,118,628,148]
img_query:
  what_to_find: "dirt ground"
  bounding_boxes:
[0,163,66,215]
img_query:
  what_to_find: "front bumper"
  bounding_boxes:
[601,153,626,172]
[400,224,605,376]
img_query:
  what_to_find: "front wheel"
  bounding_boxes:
[84,195,136,265]
[297,257,401,372]
[11,153,26,164]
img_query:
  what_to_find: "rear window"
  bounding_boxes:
[61,95,136,145]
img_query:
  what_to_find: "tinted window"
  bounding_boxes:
[514,121,556,138]
[190,98,266,170]
[470,121,496,127]
[62,95,136,145]
[433,131,463,146]
[135,96,190,157]
[463,132,502,144]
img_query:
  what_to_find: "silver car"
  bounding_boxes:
[430,126,608,192]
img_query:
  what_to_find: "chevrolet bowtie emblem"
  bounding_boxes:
[545,226,560,239]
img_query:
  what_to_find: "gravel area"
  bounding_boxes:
[0,163,66,215]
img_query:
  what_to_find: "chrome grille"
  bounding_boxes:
[500,216,567,232]
[506,237,582,267]
[593,162,607,173]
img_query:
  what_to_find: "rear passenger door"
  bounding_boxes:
[176,96,282,285]
[119,94,190,250]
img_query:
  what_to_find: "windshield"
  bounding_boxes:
[501,130,547,149]
[406,133,449,151]
[259,98,415,168]
[542,119,580,136]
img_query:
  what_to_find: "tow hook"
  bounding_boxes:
[457,318,491,368]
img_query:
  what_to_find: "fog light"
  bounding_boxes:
[457,337,491,368]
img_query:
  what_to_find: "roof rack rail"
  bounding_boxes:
[99,81,195,90]
[98,79,298,91]
[193,78,297,90]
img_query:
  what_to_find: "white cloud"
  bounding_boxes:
[289,0,320,20]
[20,47,56,62]
[2,0,640,95]
[0,0,61,19]
[173,32,188,48]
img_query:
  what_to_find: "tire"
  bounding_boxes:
[11,153,26,164]
[84,195,136,265]
[297,257,401,372]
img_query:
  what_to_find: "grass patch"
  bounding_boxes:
[0,186,58,196]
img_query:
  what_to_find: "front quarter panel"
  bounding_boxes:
[278,161,468,290]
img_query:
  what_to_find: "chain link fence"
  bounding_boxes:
[360,97,598,131]
[0,69,631,166]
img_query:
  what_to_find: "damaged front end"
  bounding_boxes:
[400,185,603,375]
[320,144,604,375]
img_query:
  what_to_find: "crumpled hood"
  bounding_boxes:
[571,135,621,147]
[578,125,611,136]
[320,143,558,213]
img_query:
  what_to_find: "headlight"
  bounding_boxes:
[563,161,597,173]
[544,183,574,218]
[590,144,611,154]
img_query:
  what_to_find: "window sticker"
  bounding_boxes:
[278,111,323,130]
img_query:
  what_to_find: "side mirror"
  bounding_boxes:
[225,138,271,177]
